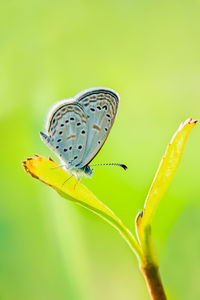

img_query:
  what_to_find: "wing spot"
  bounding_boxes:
[57,139,61,142]
[53,119,56,124]
[98,141,101,144]
[74,156,78,160]
[64,148,68,152]
[59,131,63,135]
[97,106,101,110]
[102,105,108,110]
[81,130,86,134]
[93,125,101,131]
[77,122,81,126]
[105,128,108,132]
[56,146,59,149]
[90,108,95,112]
[65,120,69,123]
[78,145,82,150]
[70,117,75,121]
[60,124,64,127]
[106,113,111,118]
[69,146,72,150]
[67,135,76,140]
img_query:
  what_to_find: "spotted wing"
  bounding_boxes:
[75,88,119,167]
[40,101,89,169]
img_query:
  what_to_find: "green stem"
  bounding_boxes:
[136,213,167,299]
[110,215,167,299]
[57,189,143,261]
[112,218,143,262]
[140,263,167,300]
[58,189,167,299]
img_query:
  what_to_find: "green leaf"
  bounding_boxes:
[23,155,142,261]
[143,118,197,226]
[136,118,197,264]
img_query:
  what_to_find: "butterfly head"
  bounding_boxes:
[78,164,93,177]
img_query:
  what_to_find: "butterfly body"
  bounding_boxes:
[40,87,119,177]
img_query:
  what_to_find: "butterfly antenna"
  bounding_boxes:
[89,163,128,170]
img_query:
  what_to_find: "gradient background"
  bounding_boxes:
[1,0,200,299]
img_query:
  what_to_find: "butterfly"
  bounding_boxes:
[40,87,127,179]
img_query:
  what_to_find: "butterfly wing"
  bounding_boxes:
[74,88,119,167]
[40,100,89,169]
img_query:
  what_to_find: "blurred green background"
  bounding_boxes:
[1,0,200,299]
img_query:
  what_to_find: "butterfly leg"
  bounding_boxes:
[61,174,74,187]
[73,173,81,190]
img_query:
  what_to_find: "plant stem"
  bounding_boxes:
[113,218,167,299]
[113,219,143,262]
[140,263,167,300]
[57,190,144,262]
[136,214,167,299]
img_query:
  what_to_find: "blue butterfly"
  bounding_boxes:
[40,87,127,179]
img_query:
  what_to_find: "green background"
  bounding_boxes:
[1,0,200,299]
